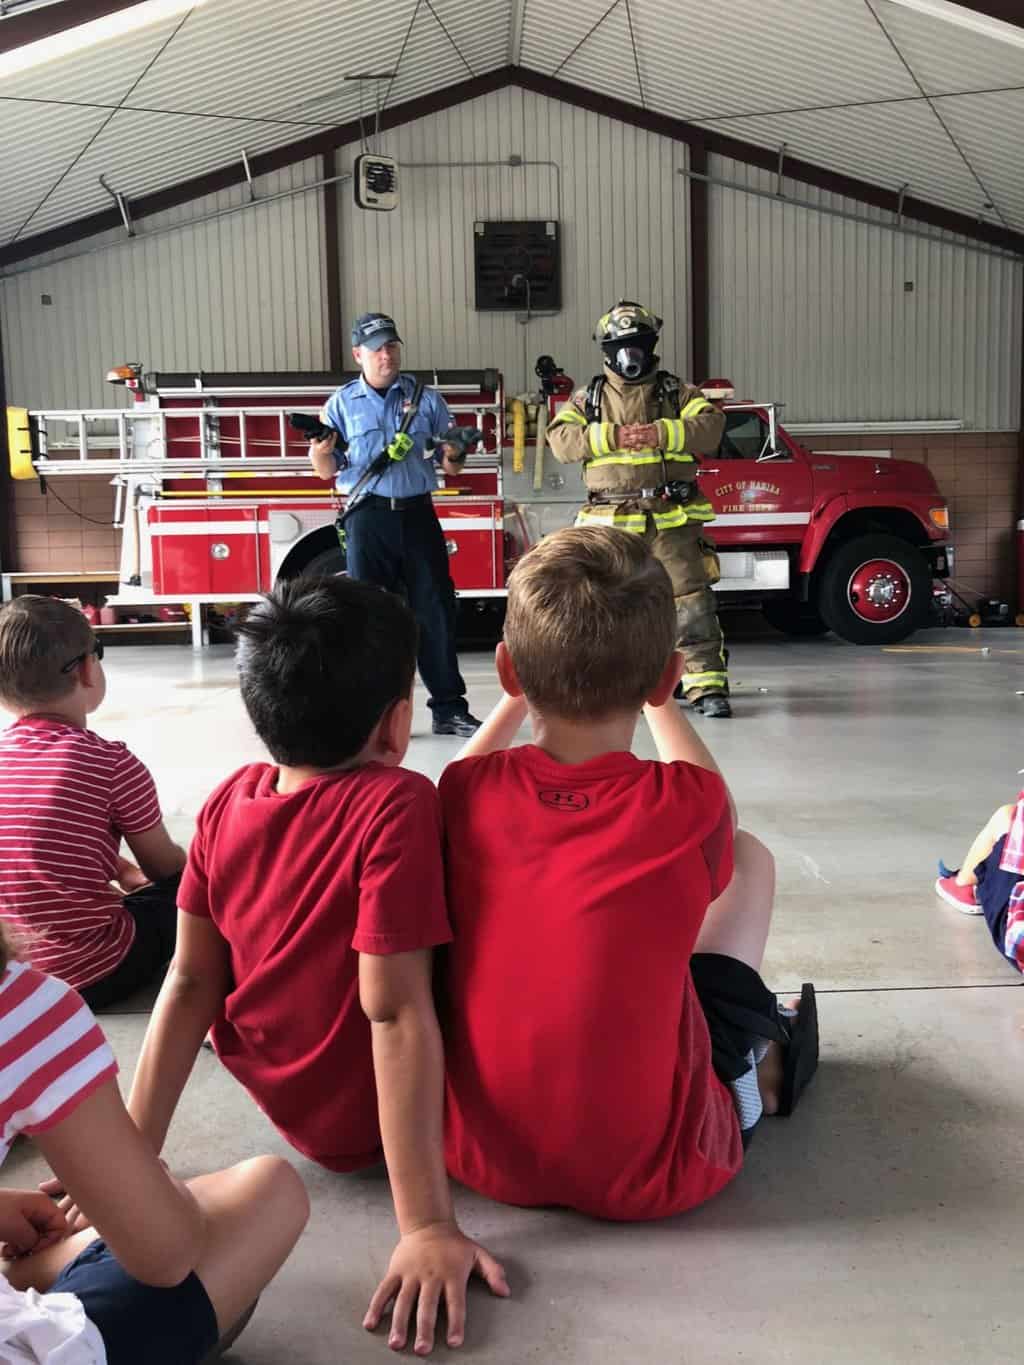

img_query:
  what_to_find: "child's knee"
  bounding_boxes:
[989,805,1016,837]
[239,1156,310,1234]
[733,830,776,889]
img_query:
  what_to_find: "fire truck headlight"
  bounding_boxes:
[929,506,950,531]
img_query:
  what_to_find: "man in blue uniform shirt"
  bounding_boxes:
[308,312,481,736]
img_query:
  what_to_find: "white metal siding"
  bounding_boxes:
[338,87,690,396]
[708,156,1023,429]
[1,160,327,411]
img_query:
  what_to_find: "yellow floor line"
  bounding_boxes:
[882,645,1024,654]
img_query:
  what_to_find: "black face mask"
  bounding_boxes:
[602,339,657,380]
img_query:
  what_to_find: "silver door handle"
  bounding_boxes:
[697,468,720,476]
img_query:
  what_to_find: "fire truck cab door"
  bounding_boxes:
[698,409,812,549]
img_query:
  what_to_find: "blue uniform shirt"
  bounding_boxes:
[321,373,453,498]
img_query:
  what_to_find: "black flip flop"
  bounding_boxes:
[776,982,818,1117]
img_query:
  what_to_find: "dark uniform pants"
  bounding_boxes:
[345,495,468,718]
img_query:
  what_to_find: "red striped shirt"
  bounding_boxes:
[0,960,117,1161]
[0,718,162,989]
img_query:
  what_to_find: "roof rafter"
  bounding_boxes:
[1,61,1021,268]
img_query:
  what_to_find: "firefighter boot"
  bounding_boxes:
[675,586,729,710]
[698,693,732,718]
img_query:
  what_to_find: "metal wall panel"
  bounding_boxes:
[0,159,328,410]
[339,86,690,397]
[707,156,1023,429]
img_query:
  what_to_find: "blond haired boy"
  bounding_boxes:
[439,526,818,1220]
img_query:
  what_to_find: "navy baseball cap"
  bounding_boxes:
[351,312,403,350]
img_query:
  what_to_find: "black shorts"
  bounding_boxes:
[690,952,788,1148]
[51,1238,218,1365]
[975,834,1021,968]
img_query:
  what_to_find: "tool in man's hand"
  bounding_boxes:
[427,426,484,459]
[288,412,341,445]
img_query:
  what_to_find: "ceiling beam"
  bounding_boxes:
[0,0,140,54]
[952,1,1024,29]
[0,65,516,266]
[511,68,1024,256]
[2,60,1022,270]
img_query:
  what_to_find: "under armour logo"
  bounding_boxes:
[538,790,590,813]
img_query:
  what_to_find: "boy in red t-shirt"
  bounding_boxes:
[128,576,507,1354]
[439,526,819,1221]
[0,596,186,1008]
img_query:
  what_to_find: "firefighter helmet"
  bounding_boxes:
[593,300,663,345]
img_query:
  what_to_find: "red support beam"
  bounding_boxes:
[322,148,344,374]
[0,310,14,575]
[0,0,141,54]
[688,140,709,385]
[511,68,1024,258]
[0,66,517,268]
[2,62,1022,269]
[953,1,1024,29]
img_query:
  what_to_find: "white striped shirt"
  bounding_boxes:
[0,960,117,1161]
[0,960,115,1363]
[0,719,162,989]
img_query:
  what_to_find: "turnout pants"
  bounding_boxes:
[653,520,728,700]
[578,504,728,701]
[345,494,468,718]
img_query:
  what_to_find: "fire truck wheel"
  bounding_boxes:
[302,547,348,578]
[818,533,930,645]
[762,599,829,638]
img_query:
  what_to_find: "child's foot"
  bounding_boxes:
[935,874,983,915]
[756,997,799,1116]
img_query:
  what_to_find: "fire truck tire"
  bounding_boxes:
[762,599,829,637]
[302,546,347,578]
[817,534,930,645]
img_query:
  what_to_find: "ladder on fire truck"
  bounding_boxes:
[7,368,506,647]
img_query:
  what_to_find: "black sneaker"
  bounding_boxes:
[432,712,482,737]
[699,694,732,719]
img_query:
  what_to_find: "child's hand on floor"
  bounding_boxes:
[0,1187,69,1259]
[363,1220,510,1355]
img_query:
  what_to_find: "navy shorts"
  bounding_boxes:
[51,1238,219,1365]
[974,834,1020,968]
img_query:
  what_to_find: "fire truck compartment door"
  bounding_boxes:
[435,503,504,591]
[148,508,263,594]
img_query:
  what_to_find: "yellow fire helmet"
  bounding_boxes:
[593,300,663,344]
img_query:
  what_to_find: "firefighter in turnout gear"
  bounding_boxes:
[547,301,732,717]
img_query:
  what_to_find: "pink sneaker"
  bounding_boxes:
[935,875,983,915]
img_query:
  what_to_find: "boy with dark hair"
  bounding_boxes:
[440,526,818,1221]
[128,575,507,1354]
[0,596,185,1008]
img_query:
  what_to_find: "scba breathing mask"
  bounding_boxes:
[603,338,657,381]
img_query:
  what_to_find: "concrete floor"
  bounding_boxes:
[7,624,1024,1363]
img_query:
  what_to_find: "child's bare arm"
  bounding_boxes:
[34,1081,205,1288]
[128,913,232,1152]
[124,820,187,882]
[643,696,738,829]
[360,949,509,1354]
[454,693,529,762]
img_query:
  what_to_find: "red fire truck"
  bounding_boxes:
[7,366,951,647]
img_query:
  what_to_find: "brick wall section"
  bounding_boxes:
[804,432,1022,607]
[10,475,121,574]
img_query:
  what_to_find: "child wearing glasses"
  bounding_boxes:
[0,596,185,1009]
